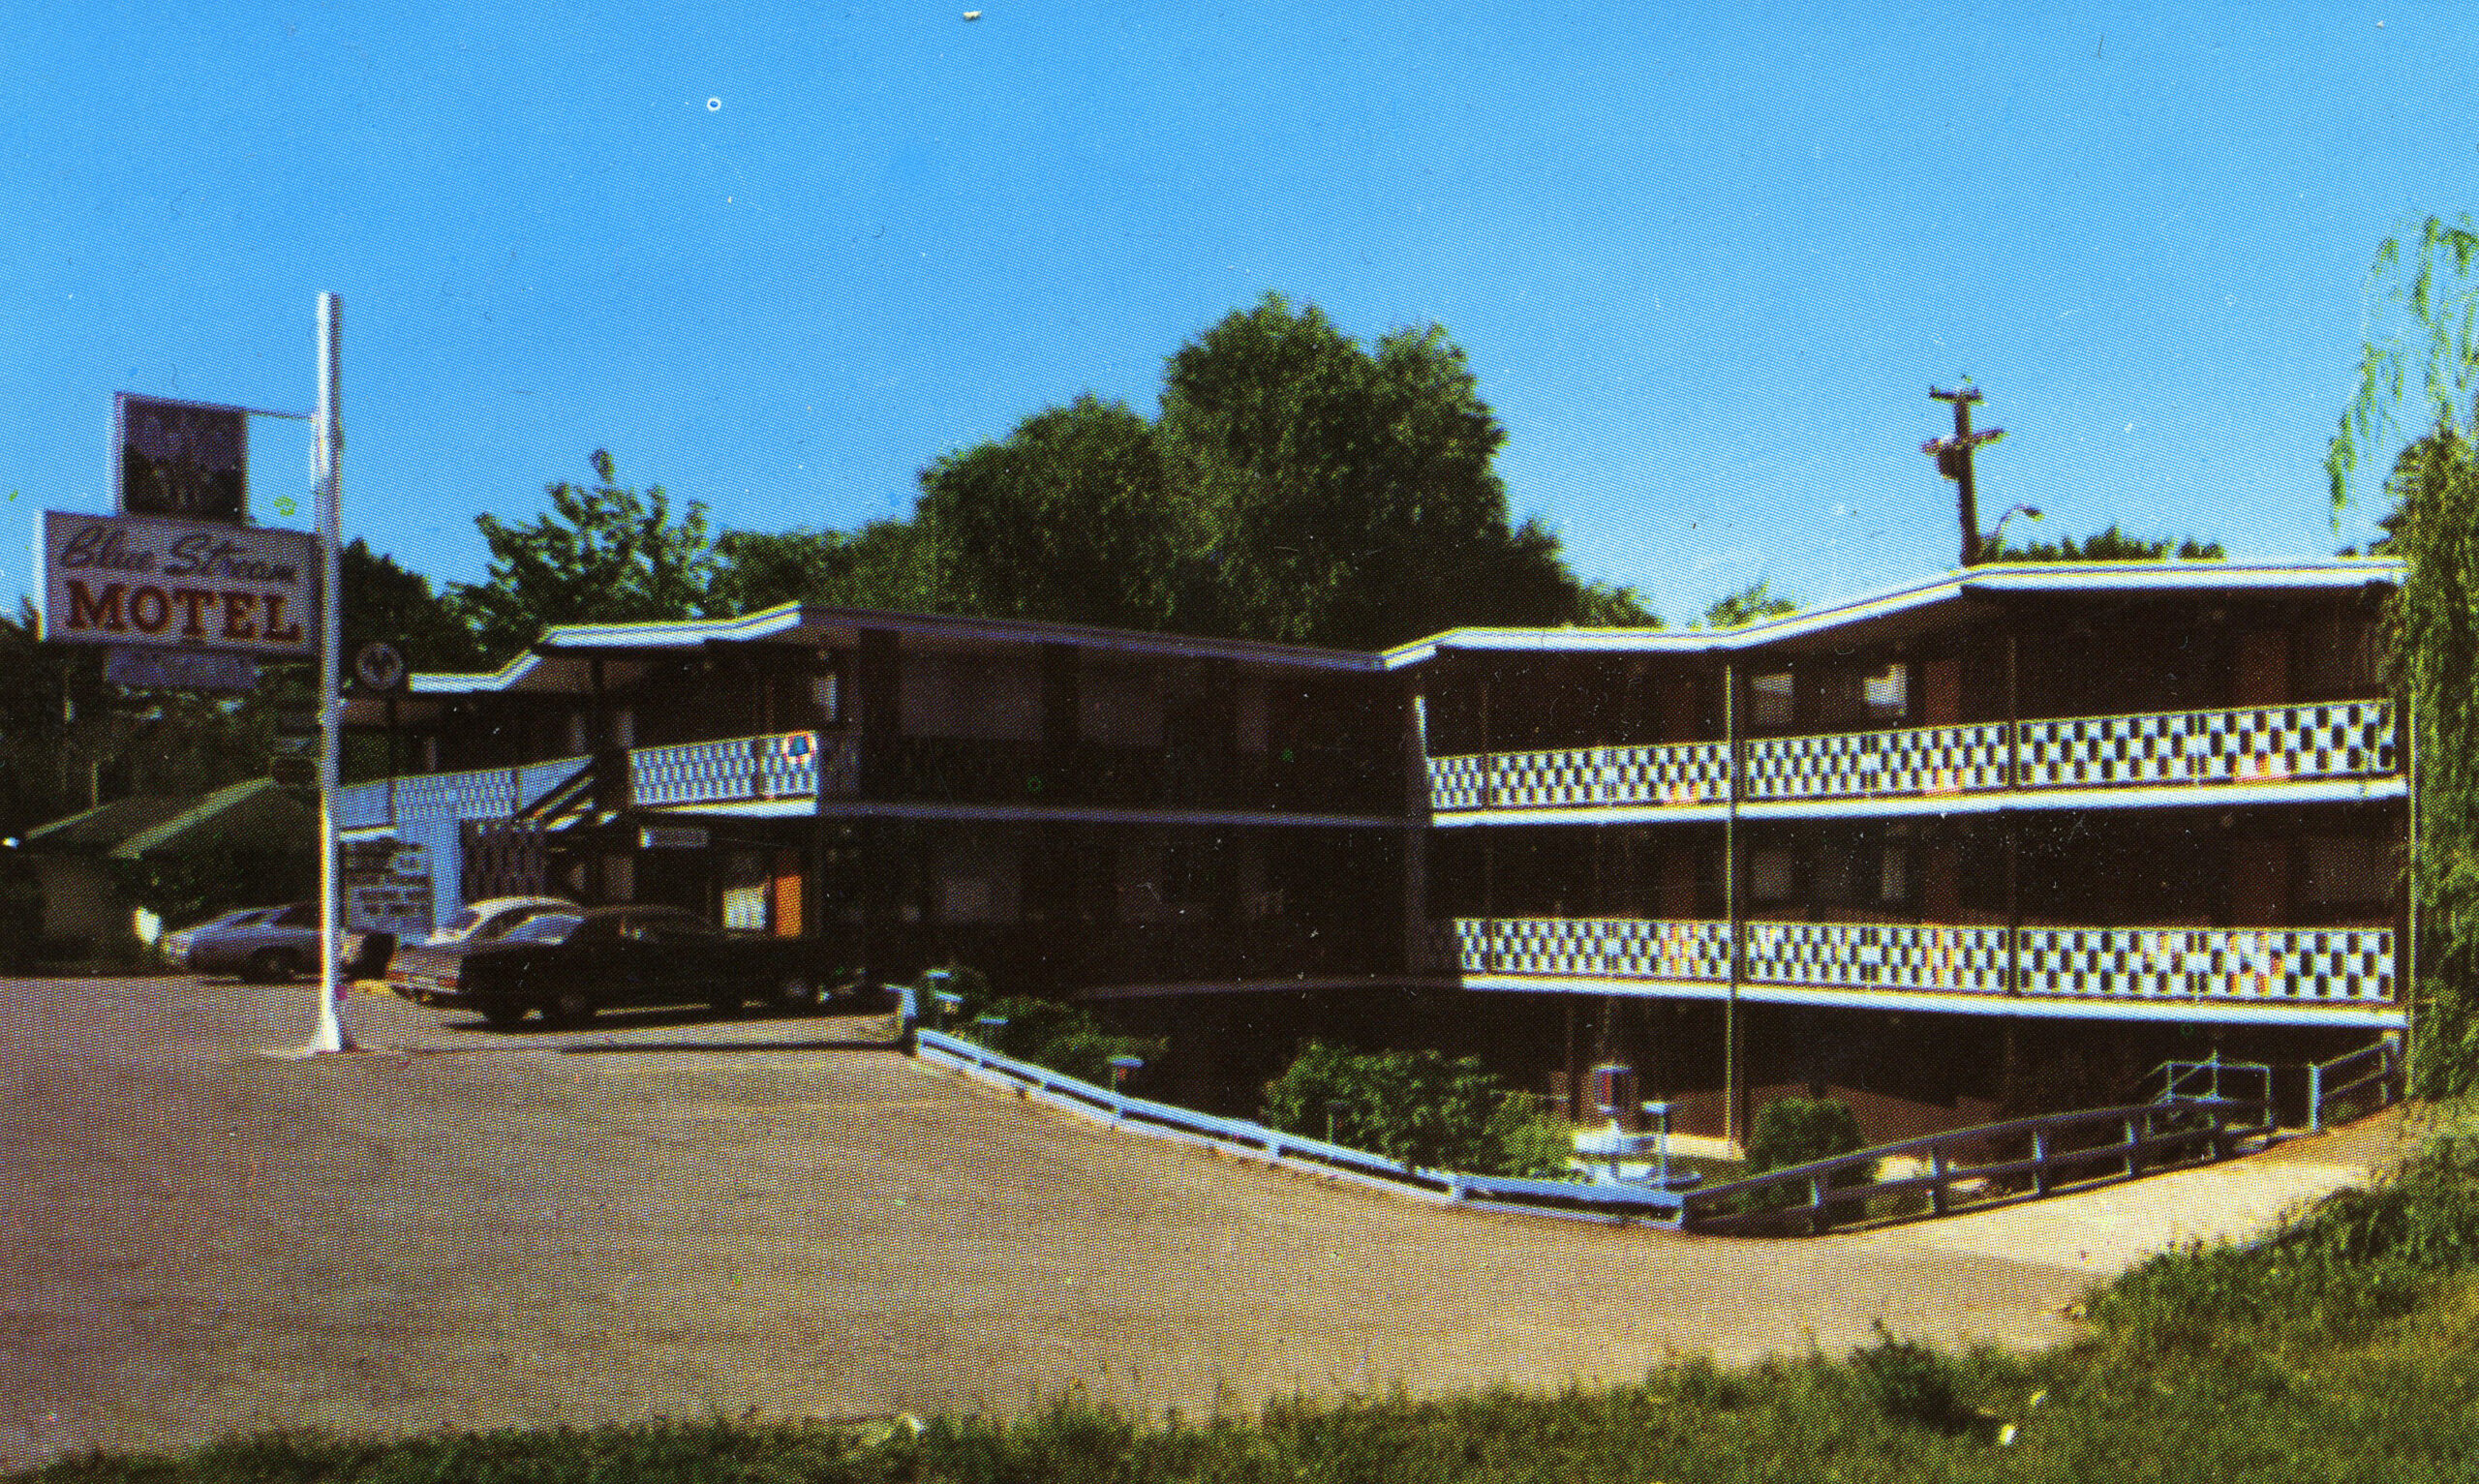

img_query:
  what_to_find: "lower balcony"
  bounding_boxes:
[1427,916,2398,1020]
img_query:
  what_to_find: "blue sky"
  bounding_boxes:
[5,1,2468,630]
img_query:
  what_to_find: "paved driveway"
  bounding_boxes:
[0,975,2403,1469]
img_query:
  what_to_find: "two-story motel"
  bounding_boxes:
[338,559,2404,1140]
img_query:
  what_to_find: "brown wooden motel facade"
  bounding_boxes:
[334,606,1424,1024]
[1393,560,2407,1140]
[337,560,2408,1138]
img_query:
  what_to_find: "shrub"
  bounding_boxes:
[2088,1100,2479,1349]
[1849,1321,1967,1430]
[1261,1042,1571,1177]
[1739,1096,1878,1222]
[929,968,1163,1088]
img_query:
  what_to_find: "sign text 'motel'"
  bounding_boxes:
[40,510,318,657]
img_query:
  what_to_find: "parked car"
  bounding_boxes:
[386,904,866,1028]
[166,902,321,982]
[426,895,576,948]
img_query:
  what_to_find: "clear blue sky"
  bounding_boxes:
[6,1,2467,630]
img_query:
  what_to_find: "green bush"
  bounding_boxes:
[1261,1042,1573,1177]
[2089,1101,2479,1350]
[921,966,1164,1089]
[1740,1096,1878,1219]
[1849,1321,1966,1431]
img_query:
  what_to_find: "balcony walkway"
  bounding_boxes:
[1429,698,2399,821]
[1432,916,2401,1026]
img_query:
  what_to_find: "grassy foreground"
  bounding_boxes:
[20,1114,2479,1484]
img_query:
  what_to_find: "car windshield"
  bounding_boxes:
[502,913,581,945]
[442,908,484,935]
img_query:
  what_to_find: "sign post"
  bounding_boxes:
[302,293,355,1055]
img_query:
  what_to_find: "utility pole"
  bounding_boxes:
[1924,386,2006,566]
[303,292,354,1055]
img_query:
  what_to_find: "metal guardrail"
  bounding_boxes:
[2309,1039,2403,1132]
[1677,1097,2273,1235]
[911,1028,1689,1225]
[910,1023,2286,1237]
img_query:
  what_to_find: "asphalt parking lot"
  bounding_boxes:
[0,973,2403,1469]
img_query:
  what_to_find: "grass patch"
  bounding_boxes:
[26,1108,2479,1484]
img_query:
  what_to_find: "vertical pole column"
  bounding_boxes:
[1723,658,1747,1150]
[306,292,351,1054]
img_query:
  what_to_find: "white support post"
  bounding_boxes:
[303,292,355,1055]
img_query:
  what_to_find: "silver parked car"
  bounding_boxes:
[165,902,323,982]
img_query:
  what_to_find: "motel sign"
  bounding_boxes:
[39,509,319,658]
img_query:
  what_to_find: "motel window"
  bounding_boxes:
[2301,835,2392,909]
[1750,672,1795,731]
[2298,613,2380,698]
[1081,662,1167,748]
[1863,663,1908,722]
[721,852,770,931]
[1878,845,1912,906]
[1749,846,1796,903]
[902,652,1041,742]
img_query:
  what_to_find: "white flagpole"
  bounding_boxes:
[304,291,354,1054]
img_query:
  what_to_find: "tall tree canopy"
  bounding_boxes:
[2378,426,2479,1094]
[444,297,1650,659]
[913,394,1202,632]
[914,294,1650,648]
[447,450,721,663]
[2330,215,2479,514]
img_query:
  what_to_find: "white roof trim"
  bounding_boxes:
[1384,560,2402,666]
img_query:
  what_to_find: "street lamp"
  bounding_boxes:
[1984,503,2042,557]
[1108,1054,1145,1092]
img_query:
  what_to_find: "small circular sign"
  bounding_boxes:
[353,641,408,692]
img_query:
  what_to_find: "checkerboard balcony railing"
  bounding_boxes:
[2013,699,2395,790]
[334,765,525,829]
[1423,699,2397,813]
[627,731,860,807]
[1430,917,2394,1007]
[1423,742,1732,812]
[1742,722,2010,802]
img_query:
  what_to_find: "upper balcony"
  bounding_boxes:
[1425,698,2398,820]
[337,727,1405,830]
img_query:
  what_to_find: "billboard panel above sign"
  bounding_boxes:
[40,510,319,658]
[115,393,249,521]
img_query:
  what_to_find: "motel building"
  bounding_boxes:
[337,560,2405,1144]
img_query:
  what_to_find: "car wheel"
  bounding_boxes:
[771,975,819,1014]
[707,991,747,1015]
[480,1003,530,1030]
[544,988,597,1026]
[246,948,299,984]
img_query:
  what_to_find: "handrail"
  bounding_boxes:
[1424,697,2397,813]
[912,1029,1686,1224]
[2309,1039,2403,1132]
[1434,916,2397,1007]
[1677,1096,2272,1235]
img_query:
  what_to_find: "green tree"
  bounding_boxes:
[913,395,1205,632]
[447,450,719,663]
[2384,426,2479,1094]
[709,518,952,616]
[2330,215,2479,514]
[1160,295,1618,648]
[341,538,484,674]
[1978,526,2224,562]
[1696,581,1800,629]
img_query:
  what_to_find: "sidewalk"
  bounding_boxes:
[1857,1110,2415,1277]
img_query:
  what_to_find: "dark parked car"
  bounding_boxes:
[385,904,866,1028]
